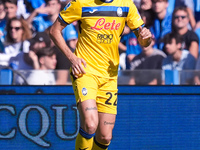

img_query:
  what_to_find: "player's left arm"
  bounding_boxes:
[134,26,152,47]
[126,0,152,47]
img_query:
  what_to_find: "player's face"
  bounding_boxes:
[5,2,17,19]
[173,10,189,29]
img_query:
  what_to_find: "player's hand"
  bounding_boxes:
[138,26,152,47]
[71,55,86,78]
[138,26,152,40]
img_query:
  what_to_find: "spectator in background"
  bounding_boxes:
[3,0,18,19]
[120,9,154,70]
[162,32,196,84]
[23,0,45,14]
[9,31,71,85]
[172,6,199,59]
[119,25,142,70]
[60,24,78,51]
[26,0,62,32]
[130,37,166,70]
[129,37,166,85]
[53,45,72,85]
[45,26,77,85]
[0,17,32,67]
[26,47,57,85]
[0,0,18,42]
[26,0,78,49]
[140,0,152,10]
[9,31,51,70]
[151,0,172,50]
[167,0,196,30]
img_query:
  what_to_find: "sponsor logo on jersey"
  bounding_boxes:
[82,88,87,96]
[97,34,113,44]
[89,9,98,13]
[91,18,121,30]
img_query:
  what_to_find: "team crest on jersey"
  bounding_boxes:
[64,2,71,11]
[82,88,87,96]
[117,7,123,17]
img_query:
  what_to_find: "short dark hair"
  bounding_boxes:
[36,47,56,60]
[173,6,189,19]
[163,32,183,45]
[139,9,155,28]
[3,0,17,5]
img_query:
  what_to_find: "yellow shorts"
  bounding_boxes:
[71,73,118,114]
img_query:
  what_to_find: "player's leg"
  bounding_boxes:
[75,99,99,150]
[92,113,116,150]
[71,73,99,150]
[92,78,118,150]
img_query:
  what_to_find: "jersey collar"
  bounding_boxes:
[100,0,113,3]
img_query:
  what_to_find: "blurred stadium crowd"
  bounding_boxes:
[0,0,200,85]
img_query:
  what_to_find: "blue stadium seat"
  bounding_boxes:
[0,69,13,85]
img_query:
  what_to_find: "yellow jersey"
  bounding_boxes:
[59,0,144,79]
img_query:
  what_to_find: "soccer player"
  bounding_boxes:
[49,0,152,149]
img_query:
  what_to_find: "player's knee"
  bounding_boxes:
[84,122,97,134]
[98,134,112,144]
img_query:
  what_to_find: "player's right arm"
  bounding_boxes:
[49,18,86,78]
